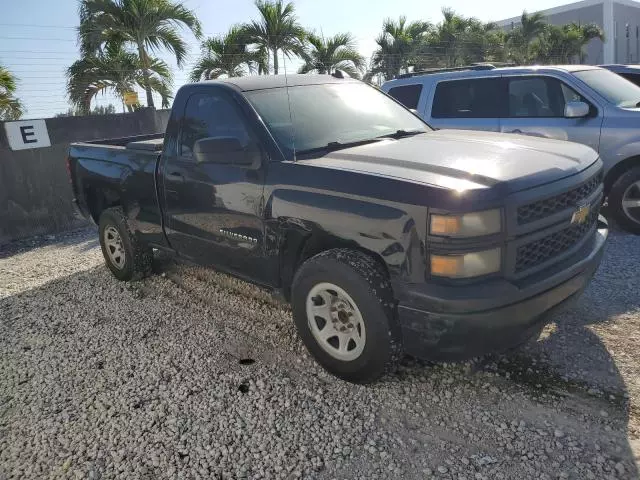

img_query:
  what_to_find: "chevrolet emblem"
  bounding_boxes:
[571,204,590,225]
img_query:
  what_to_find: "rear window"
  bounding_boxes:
[387,84,423,110]
[431,78,502,118]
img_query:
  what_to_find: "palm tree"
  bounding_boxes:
[530,23,604,64]
[242,0,306,74]
[67,44,172,114]
[412,10,507,70]
[370,17,431,80]
[507,11,548,63]
[0,65,23,120]
[298,33,365,77]
[434,8,471,66]
[572,23,605,62]
[190,26,263,81]
[78,0,201,108]
[520,11,548,44]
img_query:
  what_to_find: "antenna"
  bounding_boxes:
[282,53,297,162]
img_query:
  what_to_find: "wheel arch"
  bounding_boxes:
[279,227,392,302]
[604,155,640,195]
[85,185,122,224]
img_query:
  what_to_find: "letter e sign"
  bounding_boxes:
[4,120,51,151]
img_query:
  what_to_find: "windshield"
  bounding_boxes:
[245,82,430,157]
[574,68,640,108]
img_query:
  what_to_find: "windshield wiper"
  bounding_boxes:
[376,129,426,140]
[296,138,384,155]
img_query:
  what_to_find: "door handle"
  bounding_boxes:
[167,171,184,183]
[508,129,523,134]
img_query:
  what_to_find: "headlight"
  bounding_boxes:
[430,209,501,237]
[430,248,501,278]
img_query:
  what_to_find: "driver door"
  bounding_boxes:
[162,88,269,283]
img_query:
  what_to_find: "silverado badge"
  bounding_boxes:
[571,204,590,225]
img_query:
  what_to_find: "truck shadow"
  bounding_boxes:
[485,229,640,476]
[518,230,640,391]
[0,226,96,259]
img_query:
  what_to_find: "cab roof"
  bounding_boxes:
[186,74,359,92]
[383,64,602,88]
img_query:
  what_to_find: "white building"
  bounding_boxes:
[496,0,640,64]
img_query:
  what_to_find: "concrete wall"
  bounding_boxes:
[613,3,640,62]
[0,108,170,245]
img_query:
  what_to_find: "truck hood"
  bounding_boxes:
[299,129,599,193]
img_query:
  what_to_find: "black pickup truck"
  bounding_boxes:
[68,74,608,383]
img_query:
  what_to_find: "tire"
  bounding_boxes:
[98,207,153,281]
[609,166,640,234]
[291,249,403,383]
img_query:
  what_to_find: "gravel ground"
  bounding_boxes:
[1,227,639,479]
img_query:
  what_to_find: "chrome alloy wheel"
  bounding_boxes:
[622,180,640,226]
[305,282,366,361]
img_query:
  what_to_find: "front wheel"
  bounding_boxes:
[609,166,640,234]
[291,249,402,383]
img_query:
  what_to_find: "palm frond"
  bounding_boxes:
[77,0,200,105]
[299,32,364,76]
[66,45,171,112]
[242,0,306,73]
[0,65,24,120]
[189,25,257,81]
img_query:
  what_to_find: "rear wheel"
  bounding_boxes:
[98,207,152,281]
[609,166,640,234]
[291,249,402,383]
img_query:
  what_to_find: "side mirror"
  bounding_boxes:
[193,136,261,169]
[564,101,589,118]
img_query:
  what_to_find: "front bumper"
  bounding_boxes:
[395,216,608,360]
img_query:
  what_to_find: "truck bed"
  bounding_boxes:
[79,133,164,151]
[68,133,166,247]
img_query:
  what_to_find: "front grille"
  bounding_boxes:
[515,206,599,273]
[517,171,603,225]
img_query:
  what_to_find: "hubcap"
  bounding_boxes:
[622,180,640,225]
[305,283,366,361]
[103,225,126,270]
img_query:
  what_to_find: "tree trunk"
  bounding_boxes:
[138,44,155,108]
[273,48,279,74]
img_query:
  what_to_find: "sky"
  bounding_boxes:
[2,0,579,119]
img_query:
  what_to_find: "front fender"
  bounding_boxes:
[604,140,640,165]
[267,188,426,283]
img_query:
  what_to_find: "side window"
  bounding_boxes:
[431,78,501,118]
[387,84,423,110]
[507,77,581,118]
[560,83,584,103]
[180,92,250,158]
